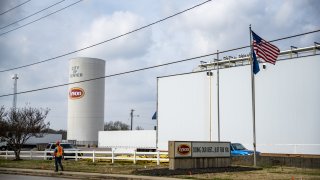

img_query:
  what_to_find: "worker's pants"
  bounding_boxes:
[55,156,63,171]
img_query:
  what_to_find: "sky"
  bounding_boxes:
[0,0,319,131]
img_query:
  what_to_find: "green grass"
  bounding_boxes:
[0,158,167,174]
[264,166,320,176]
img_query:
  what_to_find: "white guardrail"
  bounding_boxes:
[0,150,169,165]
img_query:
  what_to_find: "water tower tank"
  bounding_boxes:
[67,57,105,145]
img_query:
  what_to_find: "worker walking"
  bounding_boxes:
[53,141,64,172]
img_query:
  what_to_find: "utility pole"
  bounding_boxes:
[130,109,139,130]
[12,74,18,109]
[130,109,134,130]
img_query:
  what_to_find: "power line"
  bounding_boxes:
[0,0,66,30]
[0,53,217,98]
[0,0,83,37]
[0,0,32,16]
[0,0,213,73]
[0,29,319,98]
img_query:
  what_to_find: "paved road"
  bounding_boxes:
[0,173,78,180]
[0,167,180,180]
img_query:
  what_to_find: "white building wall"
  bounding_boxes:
[157,55,320,154]
[157,73,210,150]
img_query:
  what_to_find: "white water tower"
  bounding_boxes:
[67,57,105,145]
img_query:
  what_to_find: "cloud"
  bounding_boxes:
[75,11,152,60]
[0,0,319,131]
[0,0,25,24]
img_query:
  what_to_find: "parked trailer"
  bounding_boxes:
[0,134,62,151]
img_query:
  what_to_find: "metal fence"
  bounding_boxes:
[0,150,169,165]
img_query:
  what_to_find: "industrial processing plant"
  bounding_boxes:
[67,45,320,155]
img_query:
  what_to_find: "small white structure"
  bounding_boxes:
[98,130,157,150]
[67,57,105,145]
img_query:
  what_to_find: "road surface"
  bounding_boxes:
[0,174,77,180]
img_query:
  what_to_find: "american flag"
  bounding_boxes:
[252,31,280,65]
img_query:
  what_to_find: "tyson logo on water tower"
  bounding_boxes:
[69,87,85,99]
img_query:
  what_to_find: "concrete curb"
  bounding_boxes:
[0,167,180,180]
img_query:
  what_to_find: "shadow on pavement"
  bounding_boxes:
[134,166,262,176]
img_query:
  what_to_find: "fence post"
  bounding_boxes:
[157,150,160,165]
[44,151,47,160]
[111,149,114,164]
[30,151,32,160]
[93,150,95,163]
[133,150,136,164]
[5,150,8,160]
[75,151,78,161]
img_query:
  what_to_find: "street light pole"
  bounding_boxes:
[12,74,19,109]
[207,71,213,141]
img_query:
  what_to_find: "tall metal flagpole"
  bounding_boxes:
[216,50,220,142]
[249,25,257,167]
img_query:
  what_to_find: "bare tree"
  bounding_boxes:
[0,106,7,139]
[0,106,5,119]
[135,126,144,130]
[104,121,129,131]
[0,106,50,160]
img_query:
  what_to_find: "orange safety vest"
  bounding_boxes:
[54,146,63,157]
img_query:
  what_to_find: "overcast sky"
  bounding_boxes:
[0,0,319,130]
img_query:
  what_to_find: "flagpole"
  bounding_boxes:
[206,66,213,141]
[249,25,257,167]
[209,70,212,141]
[216,50,220,142]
